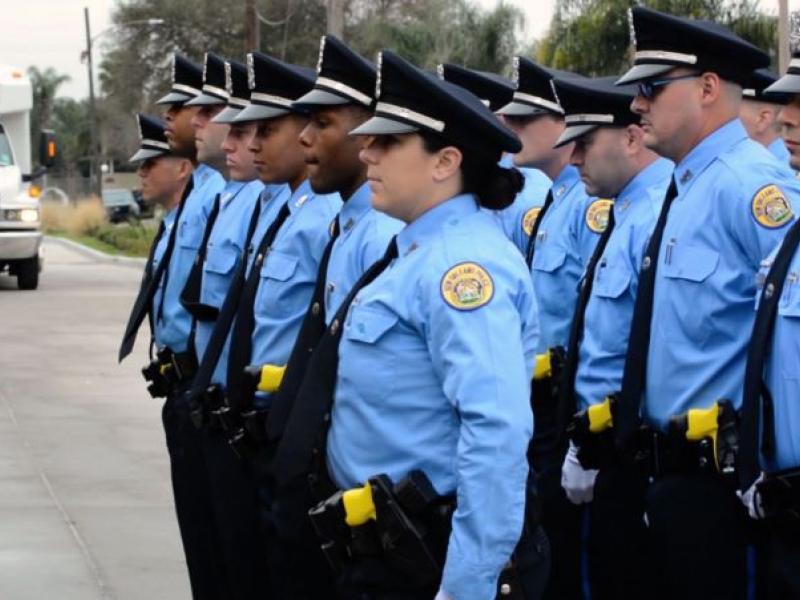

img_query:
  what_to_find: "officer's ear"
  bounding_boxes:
[176,157,193,182]
[625,124,646,154]
[431,145,463,184]
[698,72,724,107]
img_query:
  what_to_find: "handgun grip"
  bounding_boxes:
[533,352,551,381]
[343,483,377,527]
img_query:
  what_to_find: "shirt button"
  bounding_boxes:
[764,283,775,299]
[312,302,320,316]
[642,256,651,270]
[331,319,340,335]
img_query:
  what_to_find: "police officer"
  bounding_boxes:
[119,54,227,600]
[438,63,551,255]
[736,50,800,598]
[740,68,792,168]
[497,57,599,600]
[770,55,800,172]
[613,7,800,598]
[264,34,402,599]
[183,56,281,600]
[549,76,672,599]
[324,49,537,600]
[230,51,342,597]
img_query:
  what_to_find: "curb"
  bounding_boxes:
[45,236,147,268]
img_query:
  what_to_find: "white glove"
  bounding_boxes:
[736,473,766,520]
[434,589,453,600]
[561,442,599,505]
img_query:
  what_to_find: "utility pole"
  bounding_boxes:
[245,0,260,52]
[779,0,789,74]
[326,0,344,38]
[84,6,102,199]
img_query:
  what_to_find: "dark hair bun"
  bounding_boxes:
[474,164,524,210]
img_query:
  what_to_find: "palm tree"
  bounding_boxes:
[27,66,71,134]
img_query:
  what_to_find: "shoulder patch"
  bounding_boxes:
[752,184,793,229]
[522,207,542,236]
[585,199,613,233]
[440,262,494,311]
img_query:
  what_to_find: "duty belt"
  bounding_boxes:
[141,348,198,398]
[567,396,739,482]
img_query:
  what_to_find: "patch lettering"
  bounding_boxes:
[585,199,613,233]
[440,262,494,311]
[752,184,793,229]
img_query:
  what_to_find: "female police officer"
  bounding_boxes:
[313,51,541,600]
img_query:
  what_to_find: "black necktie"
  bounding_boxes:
[180,194,222,320]
[558,206,616,436]
[118,178,193,362]
[266,216,340,440]
[615,178,678,446]
[525,189,554,268]
[225,201,293,413]
[272,236,399,487]
[739,218,800,489]
[187,198,265,398]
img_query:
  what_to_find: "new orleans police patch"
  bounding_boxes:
[585,199,613,233]
[522,207,542,236]
[752,184,793,229]
[440,262,494,311]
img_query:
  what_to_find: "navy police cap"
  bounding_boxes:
[130,113,172,162]
[235,53,316,122]
[185,52,229,107]
[617,6,769,86]
[350,50,521,156]
[437,63,514,113]
[212,61,250,124]
[765,50,800,96]
[156,54,203,106]
[293,35,376,109]
[553,76,639,148]
[497,57,579,117]
[744,68,791,105]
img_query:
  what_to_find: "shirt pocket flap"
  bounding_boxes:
[593,265,631,299]
[778,288,800,317]
[532,247,567,273]
[204,247,238,274]
[661,246,719,283]
[179,217,204,249]
[261,250,299,282]
[345,304,399,344]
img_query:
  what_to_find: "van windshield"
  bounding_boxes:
[0,126,14,167]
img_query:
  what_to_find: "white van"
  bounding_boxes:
[0,65,56,289]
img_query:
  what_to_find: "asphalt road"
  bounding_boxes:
[0,239,191,599]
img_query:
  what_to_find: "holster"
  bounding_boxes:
[189,384,225,430]
[757,467,800,522]
[228,408,270,460]
[529,346,566,468]
[566,394,619,470]
[308,471,454,586]
[141,349,198,398]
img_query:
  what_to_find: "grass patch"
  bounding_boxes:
[44,198,158,258]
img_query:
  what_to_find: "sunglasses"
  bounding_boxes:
[637,74,700,100]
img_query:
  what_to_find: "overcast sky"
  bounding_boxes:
[0,0,782,100]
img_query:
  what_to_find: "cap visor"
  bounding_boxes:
[554,124,599,148]
[130,148,167,162]
[184,93,227,107]
[292,88,352,111]
[349,116,420,136]
[765,74,800,96]
[155,91,194,105]
[211,106,245,124]
[233,104,291,123]
[496,101,547,117]
[616,63,675,85]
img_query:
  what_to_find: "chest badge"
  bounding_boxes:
[522,207,542,236]
[585,199,614,233]
[752,184,793,229]
[440,262,494,311]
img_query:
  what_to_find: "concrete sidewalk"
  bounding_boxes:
[0,239,191,599]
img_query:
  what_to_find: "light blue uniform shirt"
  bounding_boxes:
[530,164,600,352]
[768,137,791,167]
[643,119,800,429]
[490,154,551,255]
[248,179,342,407]
[755,243,800,471]
[153,163,225,352]
[193,179,280,388]
[324,181,403,322]
[574,158,672,410]
[327,194,538,600]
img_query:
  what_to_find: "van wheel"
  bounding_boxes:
[16,258,39,290]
